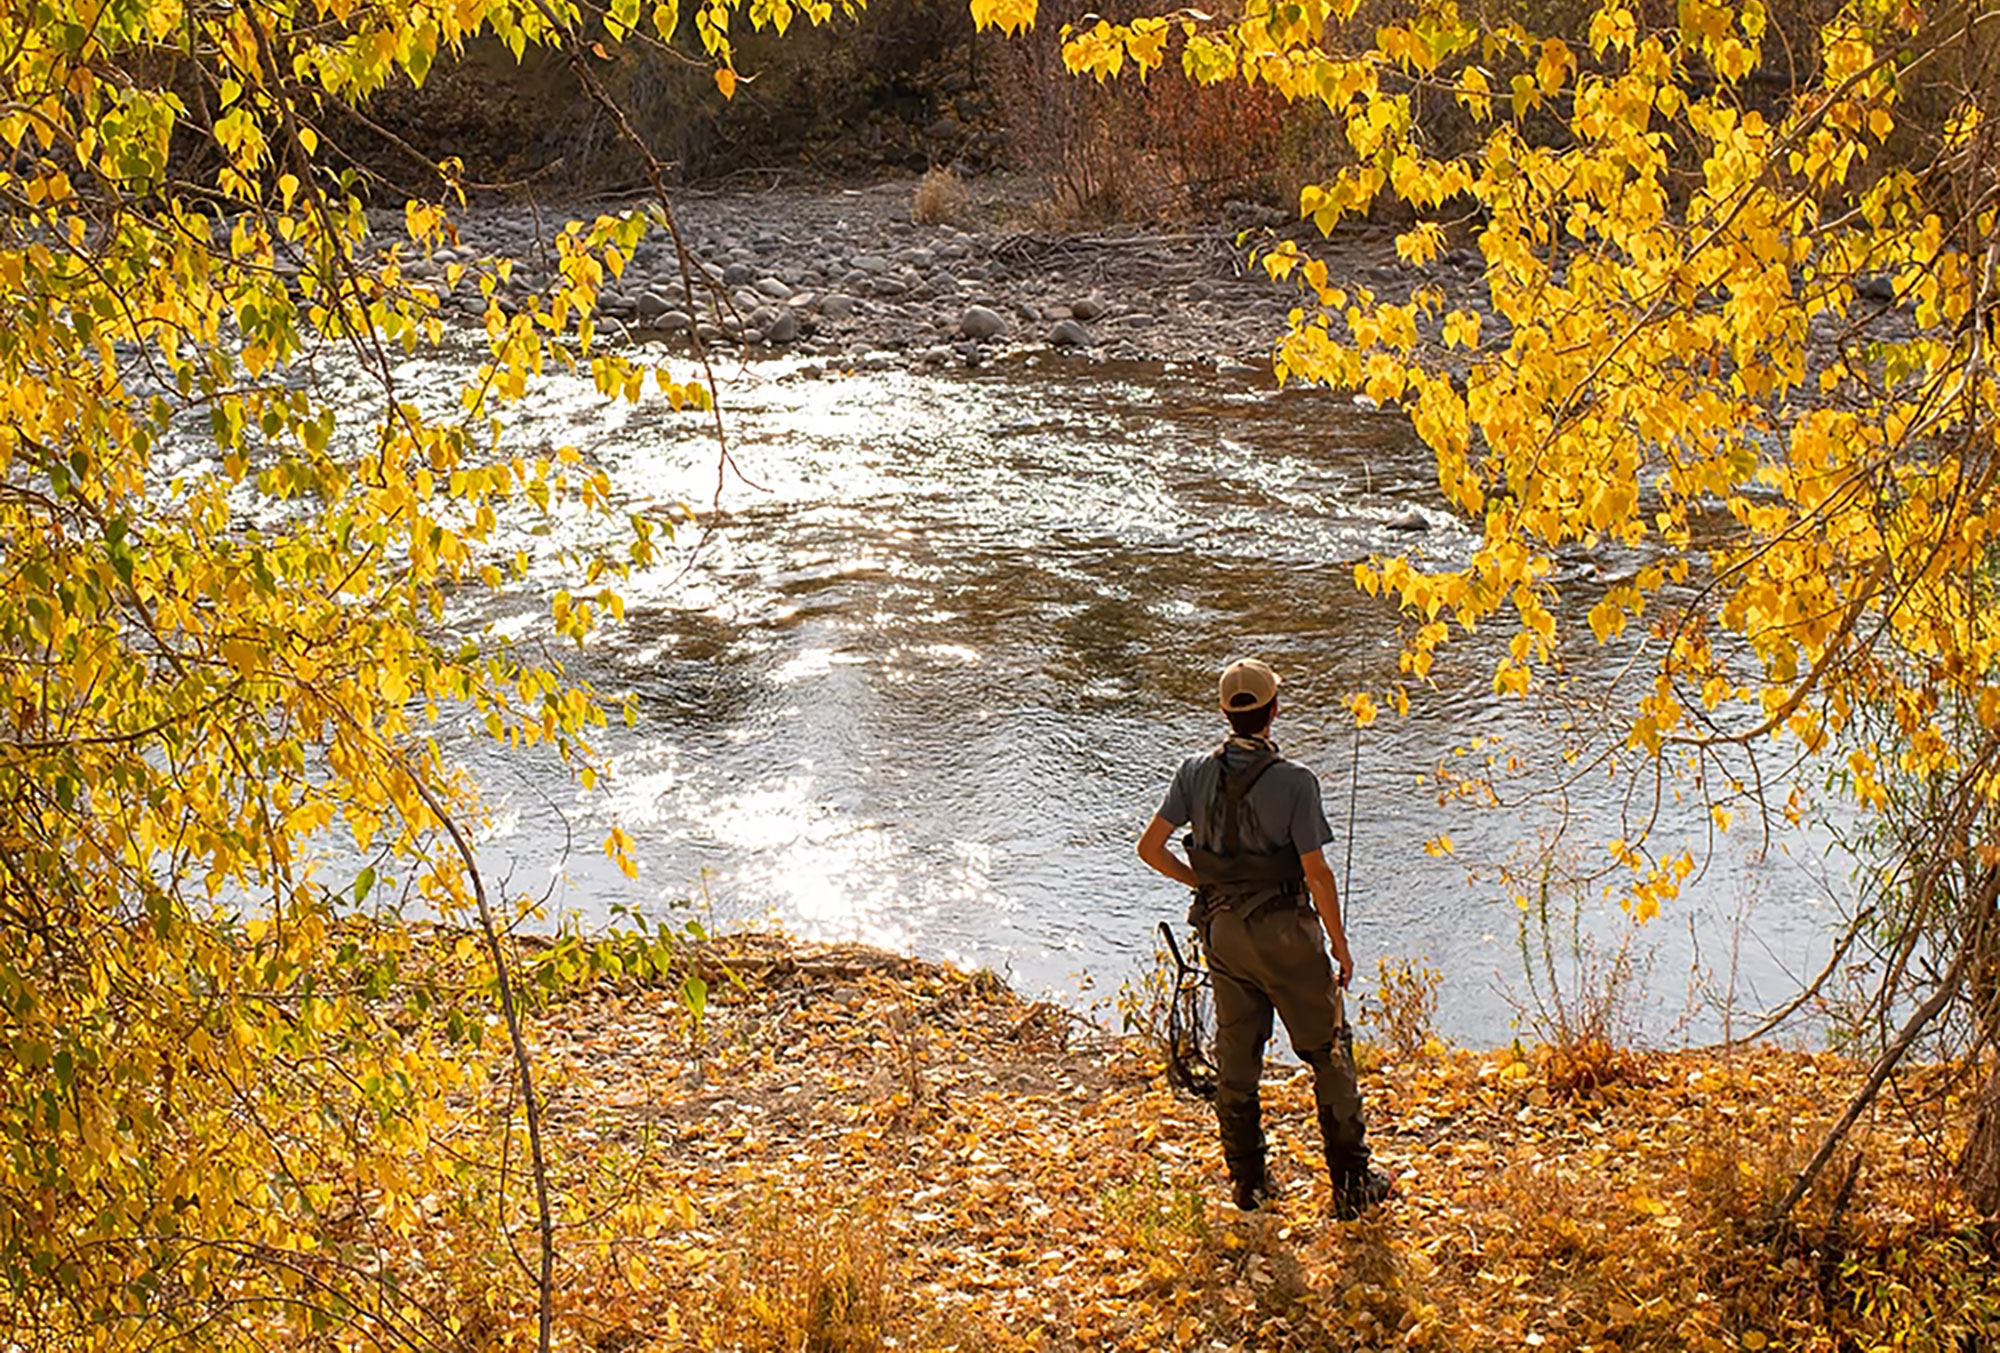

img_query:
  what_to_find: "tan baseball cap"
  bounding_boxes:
[1218,658,1280,712]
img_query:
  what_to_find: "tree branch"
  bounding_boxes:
[403,769,556,1353]
[1772,941,1970,1224]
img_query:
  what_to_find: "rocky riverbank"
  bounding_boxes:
[397,174,1482,370]
[386,170,1922,390]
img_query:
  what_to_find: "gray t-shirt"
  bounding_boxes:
[1159,737,1335,891]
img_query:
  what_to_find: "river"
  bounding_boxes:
[413,347,1846,1046]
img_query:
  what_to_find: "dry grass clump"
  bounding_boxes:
[1364,955,1443,1062]
[1509,851,1654,1099]
[911,166,968,226]
[1544,1035,1653,1098]
[702,1192,895,1352]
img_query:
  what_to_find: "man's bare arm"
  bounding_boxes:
[1301,848,1353,987]
[1137,814,1199,889]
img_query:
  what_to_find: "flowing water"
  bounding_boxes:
[396,347,1847,1045]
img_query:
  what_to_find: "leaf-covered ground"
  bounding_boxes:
[469,937,2000,1351]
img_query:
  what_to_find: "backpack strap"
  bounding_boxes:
[1216,743,1283,857]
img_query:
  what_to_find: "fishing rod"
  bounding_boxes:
[1344,718,1361,905]
[1334,717,1361,1066]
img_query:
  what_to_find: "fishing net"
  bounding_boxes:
[1159,921,1218,1101]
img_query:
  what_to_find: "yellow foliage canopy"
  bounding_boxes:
[0,0,846,1344]
[1059,0,2000,893]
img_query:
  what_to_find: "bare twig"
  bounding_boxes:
[404,770,556,1353]
[1706,907,1876,1050]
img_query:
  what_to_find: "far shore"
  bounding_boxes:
[382,174,1457,370]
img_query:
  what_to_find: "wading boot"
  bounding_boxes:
[1216,1099,1270,1211]
[1331,1164,1394,1220]
[1318,1103,1393,1220]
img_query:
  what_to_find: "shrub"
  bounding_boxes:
[1509,838,1654,1097]
[1364,955,1444,1061]
[911,166,968,224]
[992,0,1310,224]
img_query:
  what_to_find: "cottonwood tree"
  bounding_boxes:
[1064,0,2000,1211]
[0,0,859,1347]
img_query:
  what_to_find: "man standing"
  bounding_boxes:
[1136,658,1393,1218]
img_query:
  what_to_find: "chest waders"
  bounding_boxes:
[1185,744,1305,912]
[1186,741,1353,1064]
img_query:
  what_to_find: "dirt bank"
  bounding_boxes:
[480,931,1991,1352]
